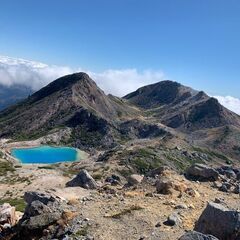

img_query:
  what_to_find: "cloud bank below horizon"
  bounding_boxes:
[0,55,239,115]
[213,95,240,115]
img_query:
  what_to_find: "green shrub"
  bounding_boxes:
[0,198,26,212]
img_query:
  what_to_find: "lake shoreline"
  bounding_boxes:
[0,139,88,165]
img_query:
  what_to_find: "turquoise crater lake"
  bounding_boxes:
[11,146,80,164]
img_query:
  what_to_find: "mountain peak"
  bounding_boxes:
[124,80,198,108]
[30,72,94,103]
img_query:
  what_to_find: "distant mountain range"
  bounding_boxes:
[0,84,33,110]
[0,72,239,165]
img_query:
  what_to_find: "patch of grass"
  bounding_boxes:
[132,158,152,174]
[108,205,143,219]
[0,198,26,212]
[192,146,230,162]
[2,175,31,185]
[118,168,134,178]
[164,154,186,171]
[131,148,162,174]
[73,226,89,237]
[92,172,103,180]
[0,161,15,176]
[118,148,163,174]
[62,168,79,177]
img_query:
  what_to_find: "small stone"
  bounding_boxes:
[189,204,195,209]
[165,213,182,226]
[214,198,224,204]
[175,204,188,210]
[155,222,161,227]
[219,182,232,192]
[233,185,240,194]
[2,223,11,229]
[185,188,200,198]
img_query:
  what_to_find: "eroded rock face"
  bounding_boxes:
[66,169,97,189]
[186,164,219,181]
[0,203,17,226]
[179,231,219,240]
[195,202,240,240]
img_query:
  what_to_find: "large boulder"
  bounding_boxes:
[156,176,187,194]
[127,174,144,185]
[0,203,17,226]
[156,177,174,194]
[19,192,65,238]
[179,231,219,240]
[66,169,97,189]
[195,202,240,240]
[21,211,61,231]
[23,200,52,219]
[186,164,219,181]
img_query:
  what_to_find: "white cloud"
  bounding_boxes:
[0,56,164,96]
[1,55,239,116]
[88,69,164,96]
[0,56,75,90]
[214,95,240,115]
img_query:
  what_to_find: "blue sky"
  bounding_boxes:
[0,0,240,101]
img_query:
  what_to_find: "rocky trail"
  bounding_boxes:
[0,160,239,240]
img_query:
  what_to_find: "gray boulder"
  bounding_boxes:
[21,198,63,230]
[23,200,51,219]
[179,231,219,240]
[224,169,236,179]
[186,164,219,181]
[156,177,173,194]
[66,169,97,189]
[195,202,240,240]
[219,182,232,192]
[21,211,61,230]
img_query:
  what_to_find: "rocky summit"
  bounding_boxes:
[0,72,239,240]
